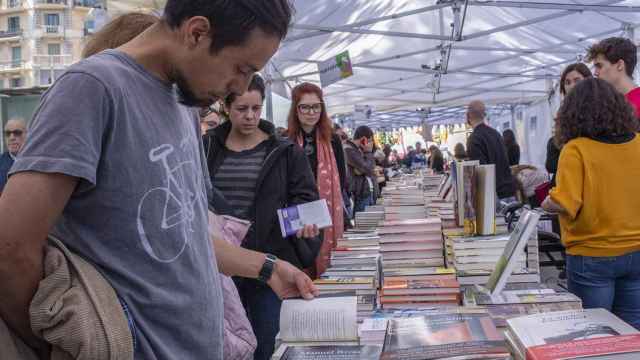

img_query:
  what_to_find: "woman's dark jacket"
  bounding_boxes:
[203,120,319,269]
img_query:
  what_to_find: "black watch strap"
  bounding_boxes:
[258,254,277,283]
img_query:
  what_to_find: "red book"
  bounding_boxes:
[526,334,640,360]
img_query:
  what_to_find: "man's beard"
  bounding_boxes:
[173,69,215,108]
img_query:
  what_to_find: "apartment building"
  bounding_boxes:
[0,0,101,89]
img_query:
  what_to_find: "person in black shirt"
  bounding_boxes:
[465,100,516,210]
[502,129,520,166]
[428,145,444,173]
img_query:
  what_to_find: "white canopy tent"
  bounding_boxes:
[273,0,640,127]
[104,0,640,165]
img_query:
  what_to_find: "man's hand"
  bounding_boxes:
[267,260,318,300]
[296,224,319,239]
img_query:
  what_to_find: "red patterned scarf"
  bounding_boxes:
[297,131,344,277]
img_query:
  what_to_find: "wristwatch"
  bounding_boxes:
[258,254,278,283]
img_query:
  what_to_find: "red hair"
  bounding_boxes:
[287,82,333,143]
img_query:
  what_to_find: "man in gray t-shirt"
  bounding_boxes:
[0,1,318,359]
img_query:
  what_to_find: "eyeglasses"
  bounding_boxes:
[4,129,23,137]
[200,105,218,119]
[297,103,323,114]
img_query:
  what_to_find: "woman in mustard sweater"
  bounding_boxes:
[543,78,640,329]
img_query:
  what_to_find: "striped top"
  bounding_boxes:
[212,141,268,219]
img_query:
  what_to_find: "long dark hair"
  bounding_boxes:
[555,78,638,146]
[559,63,593,96]
[502,129,517,148]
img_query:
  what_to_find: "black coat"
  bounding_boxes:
[204,120,319,269]
[467,124,516,199]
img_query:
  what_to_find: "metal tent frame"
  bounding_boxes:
[273,0,640,128]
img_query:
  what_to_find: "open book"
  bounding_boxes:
[277,199,332,237]
[279,293,358,343]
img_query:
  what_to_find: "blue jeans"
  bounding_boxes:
[567,252,640,330]
[236,280,282,360]
[354,194,373,214]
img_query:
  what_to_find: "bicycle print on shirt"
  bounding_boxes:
[136,136,207,263]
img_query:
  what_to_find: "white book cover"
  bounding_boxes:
[507,308,639,350]
[277,199,332,237]
[484,209,540,296]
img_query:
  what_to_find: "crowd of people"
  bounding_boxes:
[0,1,638,359]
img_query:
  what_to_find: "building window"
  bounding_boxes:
[8,17,20,33]
[44,13,60,33]
[10,77,22,88]
[47,43,61,55]
[7,0,20,8]
[11,46,21,67]
[0,79,5,89]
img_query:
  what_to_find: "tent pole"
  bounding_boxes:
[265,64,274,123]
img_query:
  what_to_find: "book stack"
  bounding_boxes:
[380,313,510,360]
[336,231,380,248]
[379,276,461,309]
[354,206,385,229]
[313,277,378,321]
[384,205,427,221]
[445,232,540,285]
[506,309,640,360]
[422,174,446,194]
[378,218,446,278]
[463,283,582,328]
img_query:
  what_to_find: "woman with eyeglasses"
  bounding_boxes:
[287,82,346,277]
[204,75,320,360]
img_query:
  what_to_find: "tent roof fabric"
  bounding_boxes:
[106,1,640,127]
[274,0,640,127]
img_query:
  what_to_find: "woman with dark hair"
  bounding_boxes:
[453,142,467,161]
[428,145,444,173]
[287,82,346,277]
[546,63,593,185]
[502,129,520,166]
[205,75,320,359]
[542,78,640,330]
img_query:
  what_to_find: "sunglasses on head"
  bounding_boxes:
[5,129,23,137]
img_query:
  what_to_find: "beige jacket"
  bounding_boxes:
[0,236,133,360]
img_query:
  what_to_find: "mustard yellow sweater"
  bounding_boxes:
[550,136,640,256]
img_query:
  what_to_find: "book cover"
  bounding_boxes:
[474,164,496,236]
[381,314,509,360]
[281,345,382,360]
[277,199,332,237]
[485,210,541,296]
[526,334,640,360]
[507,309,639,351]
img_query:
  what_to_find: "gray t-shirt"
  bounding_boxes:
[10,50,223,360]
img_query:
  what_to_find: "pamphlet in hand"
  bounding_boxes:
[278,199,333,237]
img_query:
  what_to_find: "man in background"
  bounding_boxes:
[0,118,26,193]
[345,125,377,213]
[466,100,516,211]
[587,37,640,118]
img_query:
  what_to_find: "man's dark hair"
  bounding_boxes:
[559,63,593,96]
[163,0,294,53]
[353,125,374,140]
[555,78,639,146]
[224,74,265,105]
[586,37,637,77]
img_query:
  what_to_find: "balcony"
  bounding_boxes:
[33,54,72,67]
[0,28,21,40]
[6,0,22,8]
[35,25,64,37]
[74,0,101,7]
[35,0,68,4]
[0,59,24,72]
